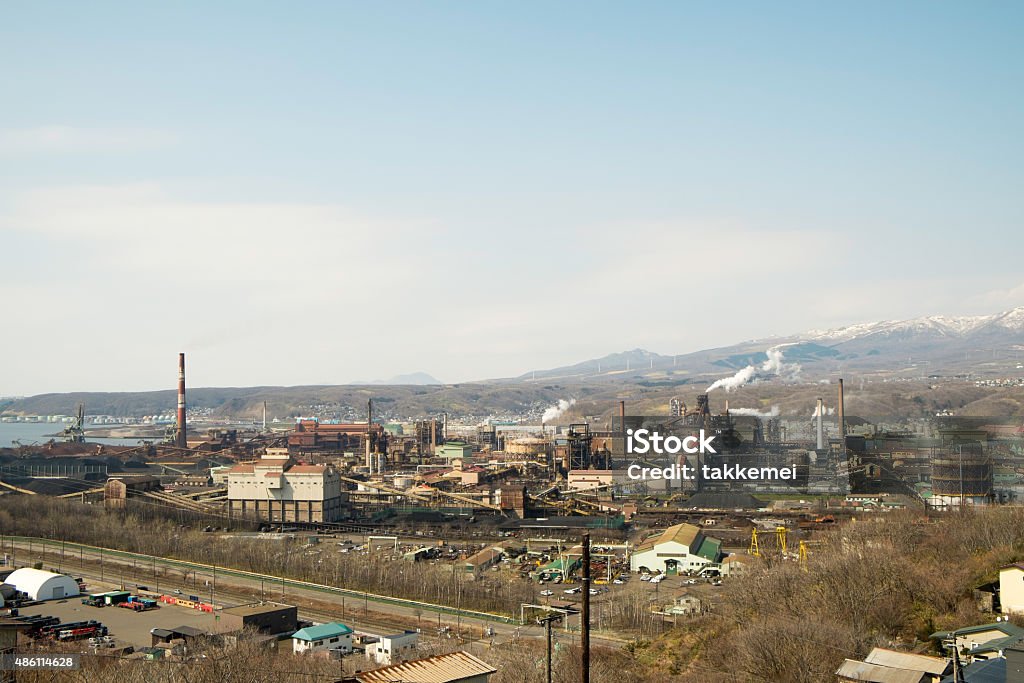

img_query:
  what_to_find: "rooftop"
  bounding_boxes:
[836,658,928,683]
[221,602,296,618]
[864,648,950,675]
[293,622,353,642]
[355,651,496,683]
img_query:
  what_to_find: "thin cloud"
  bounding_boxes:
[0,126,179,153]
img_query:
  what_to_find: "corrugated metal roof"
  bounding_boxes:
[835,659,927,683]
[356,651,496,683]
[636,523,703,553]
[865,648,950,675]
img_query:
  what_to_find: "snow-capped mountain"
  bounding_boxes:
[804,307,1024,344]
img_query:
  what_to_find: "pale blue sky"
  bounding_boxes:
[2,2,1023,393]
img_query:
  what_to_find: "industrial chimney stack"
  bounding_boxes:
[815,398,824,450]
[838,378,846,441]
[176,353,187,449]
[366,399,374,473]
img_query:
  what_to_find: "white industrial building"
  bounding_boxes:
[629,523,723,575]
[5,568,80,601]
[227,450,346,523]
[367,630,419,665]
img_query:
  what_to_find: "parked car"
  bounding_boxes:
[540,590,554,596]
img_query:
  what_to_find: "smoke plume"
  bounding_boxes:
[811,404,835,417]
[707,344,801,392]
[729,406,781,419]
[542,398,576,423]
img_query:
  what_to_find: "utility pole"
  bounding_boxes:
[538,613,563,683]
[581,533,591,683]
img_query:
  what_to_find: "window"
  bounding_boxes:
[330,638,338,643]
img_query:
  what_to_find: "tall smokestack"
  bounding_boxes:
[262,401,267,432]
[366,399,374,473]
[815,398,824,450]
[838,378,846,441]
[176,353,187,449]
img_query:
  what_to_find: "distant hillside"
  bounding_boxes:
[352,372,442,385]
[5,306,1024,422]
[509,306,1024,387]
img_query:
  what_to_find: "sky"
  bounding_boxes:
[2,1,1023,394]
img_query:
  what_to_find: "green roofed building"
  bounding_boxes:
[292,622,354,655]
[629,522,723,575]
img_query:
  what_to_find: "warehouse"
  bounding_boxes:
[629,523,723,575]
[5,568,81,601]
[219,602,298,635]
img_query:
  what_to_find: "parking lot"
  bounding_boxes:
[18,594,224,649]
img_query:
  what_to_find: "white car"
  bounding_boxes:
[613,579,624,585]
[640,574,652,581]
[540,590,554,596]
[563,587,581,594]
[589,589,599,595]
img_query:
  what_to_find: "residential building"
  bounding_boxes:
[292,622,354,655]
[1000,563,1024,614]
[366,630,418,665]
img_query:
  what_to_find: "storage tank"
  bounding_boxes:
[505,437,548,460]
[931,444,992,507]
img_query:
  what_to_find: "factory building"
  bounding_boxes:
[629,523,723,575]
[227,451,346,523]
[4,568,81,601]
[288,420,386,454]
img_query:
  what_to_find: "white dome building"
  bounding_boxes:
[5,568,80,601]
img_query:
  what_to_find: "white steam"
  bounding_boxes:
[811,404,835,417]
[542,398,576,423]
[729,406,781,419]
[707,344,801,392]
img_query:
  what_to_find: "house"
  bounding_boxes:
[999,563,1024,614]
[354,651,496,683]
[931,621,1024,663]
[629,523,723,575]
[663,595,703,616]
[292,622,354,654]
[863,648,951,682]
[366,630,418,665]
[720,553,755,577]
[836,659,930,683]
